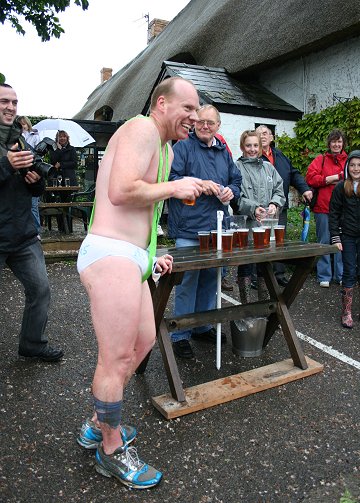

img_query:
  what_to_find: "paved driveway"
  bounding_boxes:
[0,263,359,502]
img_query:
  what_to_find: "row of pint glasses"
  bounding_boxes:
[197,212,285,252]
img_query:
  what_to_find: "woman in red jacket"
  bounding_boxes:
[305,129,348,287]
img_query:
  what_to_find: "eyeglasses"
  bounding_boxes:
[196,119,217,127]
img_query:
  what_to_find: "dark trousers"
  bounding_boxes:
[0,240,50,353]
[341,234,360,288]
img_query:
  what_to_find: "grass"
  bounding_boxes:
[286,206,317,242]
[340,489,357,503]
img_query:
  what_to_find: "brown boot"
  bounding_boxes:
[341,287,353,329]
[257,277,269,301]
[237,276,251,304]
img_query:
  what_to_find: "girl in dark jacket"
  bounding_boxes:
[329,150,360,328]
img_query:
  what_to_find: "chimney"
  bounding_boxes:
[100,67,113,84]
[147,18,169,44]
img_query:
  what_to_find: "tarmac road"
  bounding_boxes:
[0,262,359,503]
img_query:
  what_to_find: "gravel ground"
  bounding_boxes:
[0,260,359,503]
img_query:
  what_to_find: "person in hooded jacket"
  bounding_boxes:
[305,129,347,287]
[236,130,285,304]
[168,104,242,359]
[329,150,360,329]
[256,125,313,286]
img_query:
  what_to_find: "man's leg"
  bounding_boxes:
[5,241,59,357]
[81,257,145,451]
[171,238,199,343]
[31,197,41,234]
[80,256,162,488]
[79,278,155,448]
[192,266,217,335]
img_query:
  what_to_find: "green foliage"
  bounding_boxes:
[0,73,5,84]
[286,207,317,243]
[0,0,89,42]
[339,489,357,503]
[277,98,360,176]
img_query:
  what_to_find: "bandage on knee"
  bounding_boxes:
[93,396,122,429]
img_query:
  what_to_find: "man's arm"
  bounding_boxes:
[108,119,203,206]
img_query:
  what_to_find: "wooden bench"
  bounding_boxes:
[39,202,93,234]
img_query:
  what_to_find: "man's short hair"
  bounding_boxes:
[150,77,191,111]
[327,129,347,150]
[197,104,221,124]
[0,83,13,88]
[256,125,272,135]
[240,130,262,153]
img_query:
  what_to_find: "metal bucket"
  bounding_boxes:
[230,317,268,357]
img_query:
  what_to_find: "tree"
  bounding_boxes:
[0,1,89,42]
[277,98,360,176]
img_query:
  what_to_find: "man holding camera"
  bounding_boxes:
[0,83,63,362]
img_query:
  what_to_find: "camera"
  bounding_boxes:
[30,137,57,178]
[16,136,57,179]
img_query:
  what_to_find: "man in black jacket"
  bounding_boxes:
[256,125,313,285]
[0,83,63,362]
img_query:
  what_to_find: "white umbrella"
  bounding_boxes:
[33,119,95,147]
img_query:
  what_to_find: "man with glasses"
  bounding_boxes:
[168,104,242,359]
[256,125,313,286]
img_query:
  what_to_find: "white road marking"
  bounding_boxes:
[221,293,360,370]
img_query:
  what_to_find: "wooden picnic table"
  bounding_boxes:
[39,200,93,234]
[139,240,337,419]
[45,186,81,192]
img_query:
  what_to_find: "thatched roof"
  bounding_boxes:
[73,0,360,121]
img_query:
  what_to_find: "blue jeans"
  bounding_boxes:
[31,197,41,233]
[0,240,51,353]
[315,212,343,283]
[341,234,360,288]
[171,238,217,342]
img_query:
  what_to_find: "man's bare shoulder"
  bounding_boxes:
[111,116,159,147]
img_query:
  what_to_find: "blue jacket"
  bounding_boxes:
[262,147,309,209]
[168,132,242,239]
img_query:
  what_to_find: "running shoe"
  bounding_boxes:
[77,418,136,449]
[95,443,162,489]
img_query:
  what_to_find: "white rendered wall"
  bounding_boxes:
[257,36,360,114]
[218,113,297,160]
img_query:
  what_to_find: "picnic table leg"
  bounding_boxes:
[136,273,187,403]
[62,209,70,234]
[156,320,186,402]
[262,261,309,370]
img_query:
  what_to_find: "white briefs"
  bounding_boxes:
[77,233,150,276]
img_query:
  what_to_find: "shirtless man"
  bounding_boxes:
[76,77,203,490]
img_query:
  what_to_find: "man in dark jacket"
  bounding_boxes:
[168,105,242,359]
[256,125,313,285]
[0,83,63,362]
